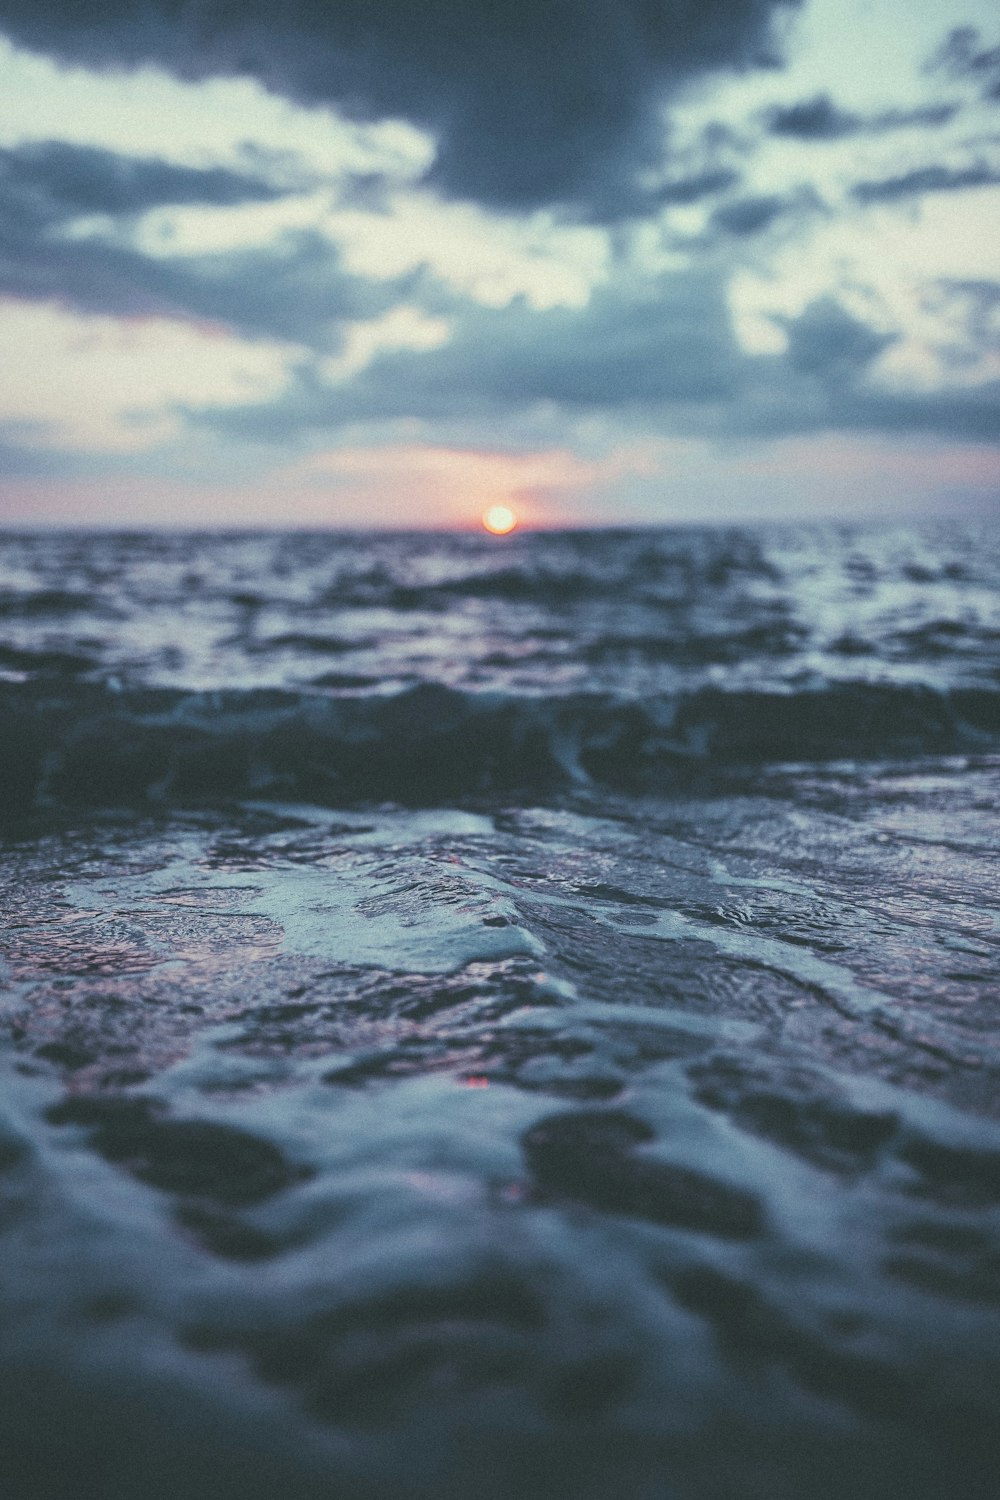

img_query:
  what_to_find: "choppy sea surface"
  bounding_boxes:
[1,522,999,1499]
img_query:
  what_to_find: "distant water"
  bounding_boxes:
[1,524,999,1498]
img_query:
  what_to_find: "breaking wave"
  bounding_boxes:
[4,678,999,817]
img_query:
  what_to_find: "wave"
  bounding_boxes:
[381,568,613,609]
[0,644,97,677]
[249,632,362,656]
[2,679,998,817]
[0,588,113,618]
[312,539,783,611]
[581,622,808,665]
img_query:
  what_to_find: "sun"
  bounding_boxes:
[482,504,518,535]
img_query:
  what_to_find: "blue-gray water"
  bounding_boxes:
[1,523,999,1498]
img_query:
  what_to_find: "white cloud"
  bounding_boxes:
[319,306,452,381]
[729,185,1000,376]
[131,192,338,258]
[0,35,433,180]
[0,301,297,450]
[327,193,610,309]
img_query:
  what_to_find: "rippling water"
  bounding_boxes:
[1,523,999,1498]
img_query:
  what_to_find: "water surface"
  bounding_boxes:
[1,523,998,1498]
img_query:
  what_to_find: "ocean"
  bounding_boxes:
[1,521,998,1498]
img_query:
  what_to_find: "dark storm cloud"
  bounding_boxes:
[766,94,958,139]
[654,168,742,205]
[709,193,788,235]
[767,95,862,139]
[0,140,285,225]
[780,296,895,378]
[193,268,745,439]
[851,160,1000,203]
[0,204,394,346]
[832,382,1000,441]
[926,26,1000,100]
[0,137,384,344]
[723,298,1000,442]
[0,0,801,217]
[189,279,743,435]
[187,278,1000,449]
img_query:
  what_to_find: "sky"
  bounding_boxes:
[0,0,997,528]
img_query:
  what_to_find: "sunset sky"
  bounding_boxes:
[0,0,997,527]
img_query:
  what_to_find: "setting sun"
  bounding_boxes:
[482,504,518,534]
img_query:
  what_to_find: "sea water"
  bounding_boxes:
[1,522,998,1498]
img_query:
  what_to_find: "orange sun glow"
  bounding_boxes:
[482,504,518,534]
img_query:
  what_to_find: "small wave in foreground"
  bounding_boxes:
[3,678,1000,816]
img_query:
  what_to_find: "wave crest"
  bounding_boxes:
[3,679,998,817]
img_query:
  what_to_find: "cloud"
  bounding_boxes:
[654,168,742,205]
[709,193,789,236]
[1,5,995,495]
[0,151,396,346]
[0,140,286,226]
[0,227,389,345]
[935,279,1000,347]
[0,0,802,217]
[0,424,75,476]
[831,382,1000,442]
[734,299,1000,442]
[190,267,746,440]
[926,26,1000,100]
[779,296,896,379]
[766,94,958,139]
[851,161,1000,203]
[0,136,397,345]
[914,278,1000,375]
[186,276,1000,452]
[767,95,861,139]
